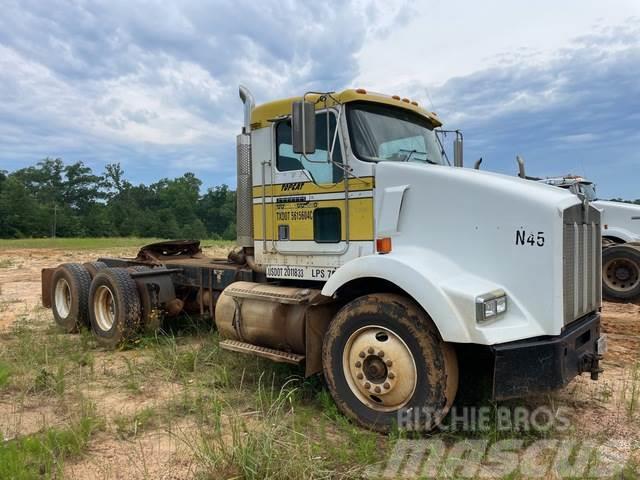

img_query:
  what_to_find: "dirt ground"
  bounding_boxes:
[0,247,639,479]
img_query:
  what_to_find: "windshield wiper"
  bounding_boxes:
[398,149,438,165]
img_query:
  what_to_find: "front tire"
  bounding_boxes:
[89,268,142,348]
[322,294,458,433]
[602,245,640,302]
[50,263,92,332]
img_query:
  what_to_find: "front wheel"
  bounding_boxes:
[602,245,640,302]
[322,294,458,433]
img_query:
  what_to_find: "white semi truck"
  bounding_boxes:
[41,87,606,432]
[516,158,640,303]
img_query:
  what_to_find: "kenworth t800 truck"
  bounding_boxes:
[41,87,606,432]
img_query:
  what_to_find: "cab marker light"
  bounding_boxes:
[376,237,392,254]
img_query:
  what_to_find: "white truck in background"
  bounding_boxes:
[516,157,640,303]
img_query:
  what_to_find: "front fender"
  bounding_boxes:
[322,247,547,345]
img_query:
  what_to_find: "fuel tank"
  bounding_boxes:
[215,281,327,354]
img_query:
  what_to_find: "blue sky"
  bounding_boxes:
[0,0,638,199]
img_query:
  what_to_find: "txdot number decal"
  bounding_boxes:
[515,229,545,247]
[266,265,337,280]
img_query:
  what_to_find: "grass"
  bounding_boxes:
[1,308,639,478]
[0,258,15,268]
[0,237,234,250]
[0,400,104,479]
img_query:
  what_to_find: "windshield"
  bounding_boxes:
[577,182,597,201]
[347,102,445,165]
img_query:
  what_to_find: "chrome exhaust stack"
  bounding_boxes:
[516,155,526,179]
[237,85,255,248]
[239,85,255,134]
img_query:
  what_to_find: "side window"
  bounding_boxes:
[276,112,344,183]
[313,207,341,243]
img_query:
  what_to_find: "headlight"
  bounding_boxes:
[476,290,507,323]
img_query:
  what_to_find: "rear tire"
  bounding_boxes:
[322,293,458,433]
[83,261,108,279]
[50,263,92,332]
[89,268,142,348]
[602,245,640,302]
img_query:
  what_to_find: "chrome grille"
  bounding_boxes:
[563,204,601,324]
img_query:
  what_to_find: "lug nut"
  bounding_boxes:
[357,373,364,380]
[368,347,374,354]
[383,382,390,389]
[355,361,362,368]
[378,351,385,357]
[388,372,395,379]
[386,360,393,367]
[374,386,381,393]
[364,382,371,389]
[359,351,366,358]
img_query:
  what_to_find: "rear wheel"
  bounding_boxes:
[50,263,91,332]
[83,261,108,279]
[322,294,458,433]
[89,268,142,348]
[602,245,640,301]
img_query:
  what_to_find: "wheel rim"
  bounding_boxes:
[94,285,116,331]
[342,325,417,412]
[604,258,640,293]
[54,278,71,318]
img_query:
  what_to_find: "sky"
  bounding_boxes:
[0,0,638,199]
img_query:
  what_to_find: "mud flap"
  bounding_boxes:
[41,268,55,308]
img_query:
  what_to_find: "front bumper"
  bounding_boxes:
[491,312,604,400]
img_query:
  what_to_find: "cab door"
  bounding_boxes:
[270,109,347,255]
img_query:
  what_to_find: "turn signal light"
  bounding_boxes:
[376,237,392,254]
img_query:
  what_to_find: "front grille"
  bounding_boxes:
[563,204,602,325]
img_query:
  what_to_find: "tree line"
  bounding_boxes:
[0,158,236,239]
[0,158,637,240]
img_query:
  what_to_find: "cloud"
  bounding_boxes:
[402,19,640,198]
[0,0,638,199]
[0,0,404,185]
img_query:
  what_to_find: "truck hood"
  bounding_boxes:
[373,162,589,342]
[593,199,640,242]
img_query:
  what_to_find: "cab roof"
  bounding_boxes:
[249,88,443,130]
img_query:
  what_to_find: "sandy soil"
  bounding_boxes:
[1,247,639,478]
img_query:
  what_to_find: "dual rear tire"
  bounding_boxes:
[88,268,142,348]
[51,265,142,347]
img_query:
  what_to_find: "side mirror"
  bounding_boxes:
[292,100,316,154]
